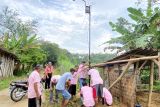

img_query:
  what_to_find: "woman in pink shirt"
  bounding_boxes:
[45,62,54,89]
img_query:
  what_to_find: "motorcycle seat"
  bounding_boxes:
[13,81,27,84]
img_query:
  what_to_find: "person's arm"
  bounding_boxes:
[45,67,49,78]
[67,79,71,86]
[34,82,40,99]
[51,66,54,73]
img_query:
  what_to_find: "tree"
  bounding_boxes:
[105,1,160,52]
[0,7,46,72]
[0,7,37,38]
[40,41,60,65]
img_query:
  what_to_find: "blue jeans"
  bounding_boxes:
[79,78,86,88]
[93,84,103,98]
[50,89,58,102]
[55,89,71,100]
[49,90,53,102]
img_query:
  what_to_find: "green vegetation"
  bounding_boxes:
[0,7,47,73]
[0,75,27,91]
[104,1,160,52]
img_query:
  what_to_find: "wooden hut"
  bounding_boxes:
[0,48,18,77]
[94,48,160,107]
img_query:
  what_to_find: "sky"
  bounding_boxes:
[0,0,139,54]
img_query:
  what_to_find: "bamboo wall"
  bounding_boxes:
[105,64,136,107]
[0,55,15,77]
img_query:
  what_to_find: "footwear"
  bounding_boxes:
[81,105,84,107]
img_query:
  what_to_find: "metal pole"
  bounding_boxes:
[87,5,91,87]
[88,6,91,69]
[73,0,91,86]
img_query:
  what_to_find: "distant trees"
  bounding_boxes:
[40,41,77,74]
[73,53,115,64]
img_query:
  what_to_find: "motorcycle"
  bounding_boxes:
[9,80,28,102]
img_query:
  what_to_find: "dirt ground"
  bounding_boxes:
[137,92,160,107]
[0,88,46,107]
[1,88,160,107]
[0,88,27,107]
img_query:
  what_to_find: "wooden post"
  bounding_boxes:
[152,59,160,80]
[107,68,110,87]
[108,61,133,90]
[158,52,160,80]
[148,61,154,107]
[135,62,139,74]
[137,60,147,75]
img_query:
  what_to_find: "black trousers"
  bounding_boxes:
[68,84,76,96]
[28,96,41,107]
[45,73,52,89]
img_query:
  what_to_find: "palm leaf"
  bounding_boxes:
[127,7,144,17]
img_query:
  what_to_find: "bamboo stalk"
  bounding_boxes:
[93,56,159,67]
[135,62,139,74]
[152,59,160,80]
[158,52,160,80]
[148,61,154,107]
[136,60,147,75]
[108,61,133,90]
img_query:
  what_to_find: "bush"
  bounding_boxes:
[13,70,29,77]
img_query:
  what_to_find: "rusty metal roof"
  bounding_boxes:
[0,48,18,60]
[95,48,158,67]
[107,48,158,62]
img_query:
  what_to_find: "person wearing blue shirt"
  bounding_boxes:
[55,68,75,107]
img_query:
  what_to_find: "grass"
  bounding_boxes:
[0,75,26,91]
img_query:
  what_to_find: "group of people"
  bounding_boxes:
[27,61,112,107]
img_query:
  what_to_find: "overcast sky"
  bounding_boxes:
[0,0,139,53]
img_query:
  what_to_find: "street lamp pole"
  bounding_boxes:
[73,0,91,86]
[85,5,91,70]
[74,0,91,68]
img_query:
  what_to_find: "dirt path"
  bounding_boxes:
[0,88,27,107]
